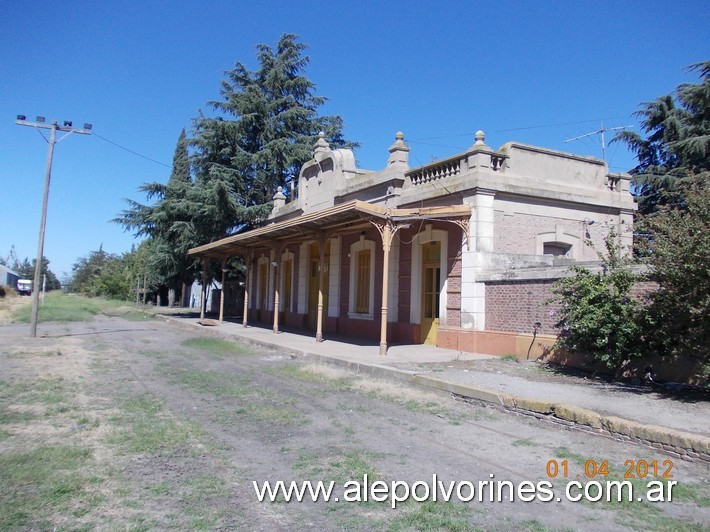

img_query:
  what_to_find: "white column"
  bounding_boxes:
[474,190,495,252]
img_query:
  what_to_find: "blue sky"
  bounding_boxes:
[1,0,708,281]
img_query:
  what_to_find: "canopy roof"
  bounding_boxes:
[188,200,471,259]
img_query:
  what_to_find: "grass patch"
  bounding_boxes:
[167,367,308,426]
[511,438,538,447]
[387,500,476,531]
[10,292,152,323]
[109,393,201,455]
[672,482,710,507]
[0,376,69,407]
[167,367,254,397]
[269,364,356,392]
[293,447,379,485]
[179,474,230,529]
[0,409,35,424]
[330,449,378,484]
[11,292,102,323]
[0,445,97,529]
[181,337,252,356]
[500,354,519,363]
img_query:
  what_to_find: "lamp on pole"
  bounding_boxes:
[15,115,92,338]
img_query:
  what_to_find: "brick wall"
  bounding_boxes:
[493,211,608,261]
[486,278,660,336]
[485,279,559,334]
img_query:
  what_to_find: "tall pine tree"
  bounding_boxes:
[191,33,356,229]
[117,34,356,292]
[115,128,200,298]
[613,61,709,214]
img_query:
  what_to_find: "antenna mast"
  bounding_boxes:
[564,122,632,162]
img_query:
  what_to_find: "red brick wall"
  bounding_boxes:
[486,279,660,336]
[485,280,559,335]
[493,210,608,261]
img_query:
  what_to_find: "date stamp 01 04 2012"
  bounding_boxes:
[545,458,674,480]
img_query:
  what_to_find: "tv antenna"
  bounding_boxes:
[564,123,632,162]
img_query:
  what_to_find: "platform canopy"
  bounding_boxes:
[188,199,471,259]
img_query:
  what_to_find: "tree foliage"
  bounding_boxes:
[116,34,355,291]
[115,129,202,292]
[191,33,356,229]
[613,61,710,214]
[68,246,134,300]
[549,231,643,370]
[638,186,710,366]
[0,250,61,290]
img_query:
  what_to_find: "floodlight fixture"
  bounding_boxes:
[63,120,72,127]
[36,116,45,123]
[17,114,26,120]
[84,123,92,131]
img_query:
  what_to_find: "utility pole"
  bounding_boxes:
[564,123,632,162]
[15,115,92,338]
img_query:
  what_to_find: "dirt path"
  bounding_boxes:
[1,313,708,530]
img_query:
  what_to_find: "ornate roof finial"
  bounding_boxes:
[388,131,410,167]
[314,131,329,155]
[468,129,493,152]
[272,185,287,211]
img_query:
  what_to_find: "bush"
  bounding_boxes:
[549,230,643,371]
[638,186,710,368]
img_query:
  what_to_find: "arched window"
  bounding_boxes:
[543,242,572,257]
[348,236,375,318]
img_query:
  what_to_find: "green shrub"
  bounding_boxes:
[549,230,643,371]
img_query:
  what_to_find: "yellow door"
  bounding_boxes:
[307,242,329,329]
[421,242,441,345]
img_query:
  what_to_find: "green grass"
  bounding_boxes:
[511,438,538,447]
[167,367,254,397]
[0,445,98,530]
[268,364,356,391]
[293,447,379,485]
[181,337,252,356]
[165,366,307,426]
[0,376,69,407]
[0,409,35,424]
[12,292,103,322]
[109,394,201,455]
[387,501,477,531]
[10,292,151,323]
[500,354,520,362]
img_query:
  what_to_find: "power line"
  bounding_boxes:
[92,131,171,168]
[410,116,631,141]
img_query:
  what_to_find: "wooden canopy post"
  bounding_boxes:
[372,220,400,355]
[219,258,228,324]
[272,243,283,334]
[243,251,252,328]
[200,259,207,320]
[316,235,326,342]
